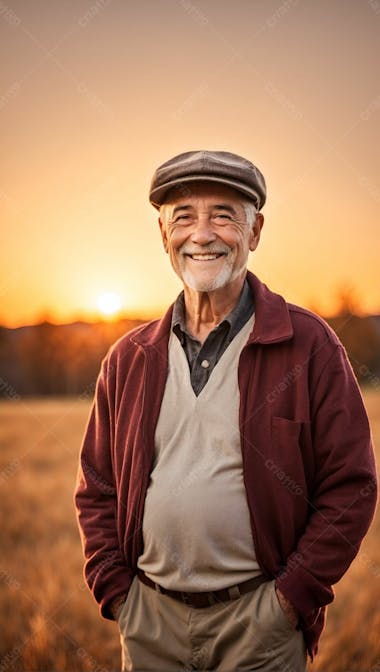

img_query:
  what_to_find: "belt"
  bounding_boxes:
[137,570,267,609]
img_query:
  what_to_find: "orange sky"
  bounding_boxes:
[1,0,379,326]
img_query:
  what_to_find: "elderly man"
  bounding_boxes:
[75,151,377,671]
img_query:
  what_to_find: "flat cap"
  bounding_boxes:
[149,150,266,210]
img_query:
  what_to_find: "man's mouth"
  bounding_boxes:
[185,253,225,261]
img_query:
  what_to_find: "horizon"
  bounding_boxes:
[2,287,379,331]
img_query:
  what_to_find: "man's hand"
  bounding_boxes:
[275,587,299,629]
[110,595,127,620]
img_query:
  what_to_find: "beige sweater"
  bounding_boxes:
[137,314,261,591]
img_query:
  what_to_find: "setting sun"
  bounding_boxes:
[96,292,123,317]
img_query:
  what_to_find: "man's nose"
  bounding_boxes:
[190,216,217,245]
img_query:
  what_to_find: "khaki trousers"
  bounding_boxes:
[117,576,307,671]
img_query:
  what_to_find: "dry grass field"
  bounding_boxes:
[0,391,379,672]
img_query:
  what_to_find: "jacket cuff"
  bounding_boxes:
[275,562,334,628]
[97,574,134,621]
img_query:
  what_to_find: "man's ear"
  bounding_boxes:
[249,213,264,252]
[159,217,169,253]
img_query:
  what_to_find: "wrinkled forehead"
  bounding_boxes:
[162,180,247,208]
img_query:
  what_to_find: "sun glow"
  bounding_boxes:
[96,292,123,317]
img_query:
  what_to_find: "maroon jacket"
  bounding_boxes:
[75,271,377,659]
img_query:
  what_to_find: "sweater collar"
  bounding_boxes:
[131,271,293,348]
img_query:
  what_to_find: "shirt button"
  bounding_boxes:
[201,359,210,369]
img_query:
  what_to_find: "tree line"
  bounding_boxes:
[0,310,379,399]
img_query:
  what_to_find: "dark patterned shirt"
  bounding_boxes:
[172,279,255,396]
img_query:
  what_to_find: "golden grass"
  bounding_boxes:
[0,391,378,671]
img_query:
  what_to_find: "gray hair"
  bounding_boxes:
[242,201,257,229]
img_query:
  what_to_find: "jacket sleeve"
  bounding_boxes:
[74,355,133,620]
[276,344,377,627]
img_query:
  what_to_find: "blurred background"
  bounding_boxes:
[1,1,379,670]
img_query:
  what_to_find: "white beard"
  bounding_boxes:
[180,256,246,292]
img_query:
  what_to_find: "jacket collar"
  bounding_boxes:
[131,270,293,348]
[245,271,293,344]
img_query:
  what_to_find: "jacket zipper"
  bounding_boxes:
[239,343,271,579]
[132,345,149,566]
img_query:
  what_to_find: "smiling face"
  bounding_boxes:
[159,182,263,293]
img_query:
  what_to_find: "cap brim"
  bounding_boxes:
[149,175,262,210]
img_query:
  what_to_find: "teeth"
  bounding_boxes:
[191,254,219,261]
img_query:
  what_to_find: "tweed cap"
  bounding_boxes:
[149,150,266,210]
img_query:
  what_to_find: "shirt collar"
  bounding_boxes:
[130,271,294,349]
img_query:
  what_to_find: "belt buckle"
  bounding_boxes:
[227,585,241,600]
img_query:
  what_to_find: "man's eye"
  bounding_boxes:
[213,214,233,222]
[174,215,192,223]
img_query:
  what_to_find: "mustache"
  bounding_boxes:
[180,243,230,255]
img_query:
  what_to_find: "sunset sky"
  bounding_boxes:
[1,0,379,326]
